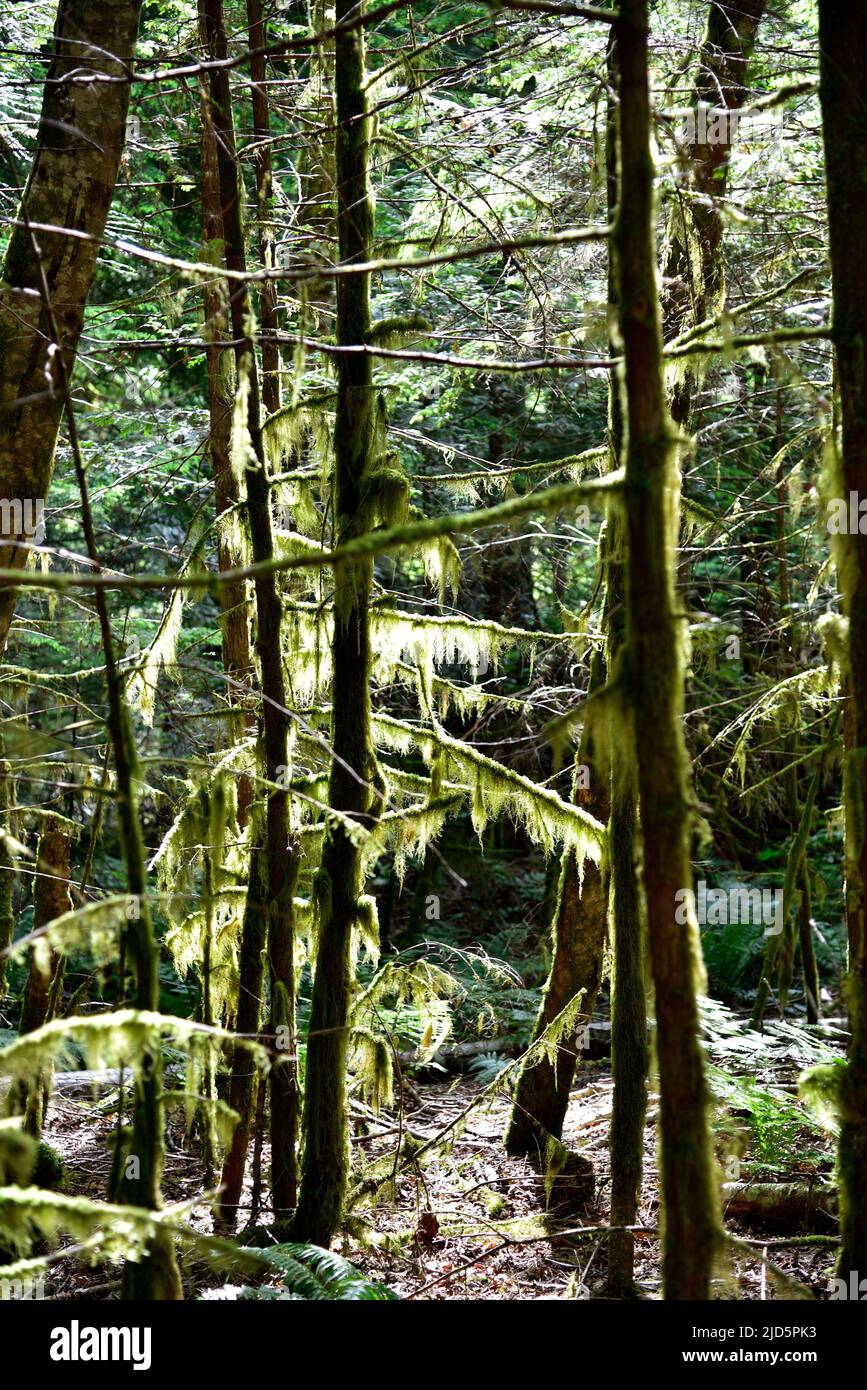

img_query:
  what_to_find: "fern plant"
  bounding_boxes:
[203,1243,398,1301]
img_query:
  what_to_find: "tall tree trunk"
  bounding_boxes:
[774,364,821,1023]
[0,0,143,656]
[604,24,647,1297]
[246,0,281,418]
[217,838,267,1227]
[817,0,867,1281]
[199,0,300,1223]
[198,76,254,713]
[293,0,381,1247]
[662,0,766,425]
[504,692,608,1158]
[663,0,766,663]
[606,587,647,1294]
[797,861,819,1022]
[615,0,720,1300]
[10,815,72,1136]
[6,200,180,1292]
[199,5,260,1220]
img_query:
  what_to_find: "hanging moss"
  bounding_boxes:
[263,393,335,476]
[127,514,209,726]
[349,1029,394,1113]
[150,765,246,1029]
[0,1182,268,1278]
[0,1009,266,1093]
[8,895,139,973]
[367,313,431,346]
[425,715,605,864]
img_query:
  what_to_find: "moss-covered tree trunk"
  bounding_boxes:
[797,862,819,1022]
[293,0,381,1247]
[10,815,72,1136]
[1,190,179,1291]
[615,0,720,1300]
[246,0,281,417]
[817,0,867,1280]
[0,0,143,656]
[775,374,820,1023]
[661,0,765,423]
[23,819,72,1018]
[89,542,181,1299]
[73,450,182,1302]
[604,23,647,1297]
[504,700,608,1159]
[606,594,647,1295]
[662,0,765,682]
[781,730,820,1022]
[115,697,182,1300]
[198,70,254,712]
[93,561,180,1301]
[217,838,267,1227]
[199,0,299,1221]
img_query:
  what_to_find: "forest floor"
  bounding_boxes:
[22,835,844,1300]
[37,1050,840,1301]
[325,1062,837,1301]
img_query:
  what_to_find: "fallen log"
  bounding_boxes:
[722,1181,838,1235]
[397,1037,516,1075]
[0,1067,184,1099]
[398,1020,614,1076]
